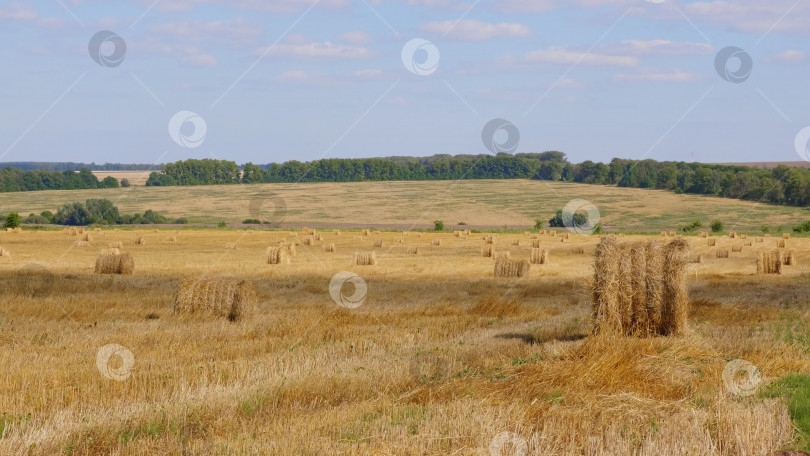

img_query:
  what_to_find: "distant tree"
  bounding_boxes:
[120,178,131,188]
[4,212,21,229]
[100,176,119,188]
[433,220,444,231]
[711,220,724,233]
[533,219,544,230]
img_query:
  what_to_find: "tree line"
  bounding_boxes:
[0,167,120,192]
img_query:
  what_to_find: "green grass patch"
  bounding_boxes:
[760,374,810,450]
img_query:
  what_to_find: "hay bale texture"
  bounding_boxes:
[784,251,796,266]
[530,248,549,265]
[757,251,783,274]
[494,258,530,278]
[481,245,495,258]
[173,277,256,321]
[266,246,290,264]
[354,251,377,265]
[0,247,10,257]
[323,243,336,253]
[406,246,418,255]
[591,237,689,337]
[95,251,134,275]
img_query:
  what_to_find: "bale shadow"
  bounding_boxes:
[496,332,588,345]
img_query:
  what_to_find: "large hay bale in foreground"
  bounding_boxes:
[592,237,689,337]
[494,258,530,278]
[354,251,377,265]
[173,277,256,321]
[266,246,290,264]
[95,251,135,275]
[757,251,783,274]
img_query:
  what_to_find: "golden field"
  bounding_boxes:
[0,226,809,455]
[1,179,807,231]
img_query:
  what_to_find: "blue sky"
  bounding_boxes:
[1,0,809,166]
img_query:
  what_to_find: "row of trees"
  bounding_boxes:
[0,168,120,192]
[12,199,182,226]
[0,162,160,172]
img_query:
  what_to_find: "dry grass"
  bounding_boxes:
[0,247,10,257]
[732,245,743,253]
[784,233,791,239]
[0,229,809,455]
[173,277,256,321]
[572,246,585,254]
[225,242,237,250]
[494,251,511,261]
[75,241,90,247]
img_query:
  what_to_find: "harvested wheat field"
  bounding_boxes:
[0,228,809,455]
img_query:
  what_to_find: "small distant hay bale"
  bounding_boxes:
[512,239,521,246]
[530,248,548,265]
[783,233,791,239]
[303,236,315,246]
[285,243,297,257]
[524,231,530,236]
[374,239,384,248]
[353,235,363,240]
[333,229,341,236]
[108,242,123,249]
[94,228,102,232]
[301,227,310,233]
[494,251,511,261]
[432,239,441,246]
[757,251,782,274]
[756,237,764,243]
[133,235,146,245]
[354,251,377,265]
[729,232,737,239]
[95,251,135,275]
[707,238,717,246]
[173,277,256,321]
[76,240,90,247]
[396,238,404,243]
[548,230,557,236]
[530,234,539,240]
[777,239,787,249]
[373,231,381,235]
[592,238,689,337]
[560,232,570,240]
[266,246,290,264]
[531,240,541,248]
[572,246,585,254]
[77,228,85,234]
[80,233,92,242]
[417,233,423,238]
[0,247,10,257]
[731,245,743,253]
[740,234,747,239]
[743,240,752,247]
[699,232,708,238]
[764,234,772,238]
[784,251,796,266]
[453,231,461,237]
[323,243,336,253]
[100,247,120,255]
[289,232,298,237]
[481,245,495,258]
[494,258,530,278]
[539,230,547,235]
[668,231,676,237]
[5,228,12,233]
[690,254,703,264]
[167,236,177,242]
[406,246,419,255]
[225,242,237,250]
[660,231,667,237]
[716,250,730,258]
[362,229,371,237]
[483,234,496,245]
[559,237,568,243]
[314,233,323,241]
[464,229,471,236]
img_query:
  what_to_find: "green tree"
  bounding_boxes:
[433,220,444,231]
[120,178,131,188]
[711,220,724,233]
[100,176,119,188]
[4,212,21,229]
[533,219,544,230]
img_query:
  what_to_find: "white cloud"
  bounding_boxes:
[612,39,713,56]
[339,31,372,45]
[492,0,555,13]
[259,41,372,59]
[182,54,217,67]
[770,50,806,62]
[276,70,340,85]
[149,18,262,48]
[524,47,638,66]
[0,3,37,20]
[150,0,347,14]
[613,69,701,83]
[421,19,531,42]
